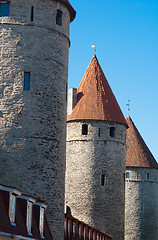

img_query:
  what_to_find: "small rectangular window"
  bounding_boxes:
[9,194,16,225]
[24,72,30,90]
[126,172,130,178]
[82,124,88,135]
[146,173,150,180]
[101,174,105,186]
[110,127,115,137]
[0,3,10,17]
[140,203,144,211]
[98,128,100,137]
[27,201,32,234]
[31,6,34,21]
[56,9,62,26]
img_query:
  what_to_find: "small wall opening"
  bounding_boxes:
[101,174,106,186]
[56,9,62,26]
[110,127,115,137]
[98,128,100,137]
[24,72,30,90]
[146,173,150,180]
[140,203,144,211]
[126,172,130,178]
[0,3,10,17]
[82,124,88,135]
[31,6,34,21]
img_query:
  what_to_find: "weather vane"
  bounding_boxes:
[126,100,130,114]
[91,44,96,53]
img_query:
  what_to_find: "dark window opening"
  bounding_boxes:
[56,9,62,26]
[137,173,139,179]
[66,82,67,101]
[101,174,106,186]
[126,172,130,178]
[98,128,100,137]
[82,124,88,135]
[146,173,150,180]
[24,72,30,90]
[31,6,34,21]
[0,3,10,17]
[110,127,115,137]
[140,203,144,211]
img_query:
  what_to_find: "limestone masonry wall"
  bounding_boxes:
[0,1,71,239]
[66,120,127,240]
[125,167,158,240]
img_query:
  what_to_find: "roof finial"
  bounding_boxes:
[91,44,96,55]
[126,100,130,115]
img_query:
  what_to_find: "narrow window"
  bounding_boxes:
[126,172,130,178]
[31,6,34,21]
[24,72,30,90]
[110,127,115,137]
[137,173,139,179]
[146,173,150,180]
[101,174,105,186]
[0,3,10,17]
[56,9,62,26]
[9,194,16,225]
[82,124,88,135]
[39,207,44,237]
[66,82,68,101]
[98,128,100,137]
[27,201,33,234]
[140,203,144,211]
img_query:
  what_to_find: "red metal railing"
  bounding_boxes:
[64,214,112,240]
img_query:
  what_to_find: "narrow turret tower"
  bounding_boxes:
[125,116,158,240]
[0,1,75,239]
[65,55,128,240]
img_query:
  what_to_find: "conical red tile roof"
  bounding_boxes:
[126,116,158,168]
[58,0,76,22]
[67,55,127,126]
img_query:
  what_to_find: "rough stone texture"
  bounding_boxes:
[125,167,158,240]
[0,1,72,239]
[65,120,127,240]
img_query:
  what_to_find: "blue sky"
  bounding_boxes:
[68,0,158,161]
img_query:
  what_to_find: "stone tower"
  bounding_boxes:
[0,1,75,239]
[65,55,128,240]
[125,116,158,240]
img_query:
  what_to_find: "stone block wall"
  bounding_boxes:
[0,1,71,239]
[66,120,127,240]
[125,167,158,240]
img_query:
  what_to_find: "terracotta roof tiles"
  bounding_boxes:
[67,55,127,127]
[126,116,158,169]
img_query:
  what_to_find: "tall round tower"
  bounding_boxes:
[125,116,158,240]
[0,1,75,239]
[65,55,128,240]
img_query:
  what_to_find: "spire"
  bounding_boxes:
[67,55,127,126]
[126,116,158,168]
